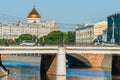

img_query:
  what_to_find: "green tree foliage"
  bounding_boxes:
[63,32,68,43]
[40,30,76,45]
[0,38,5,45]
[16,34,34,42]
[67,31,75,44]
[40,31,63,44]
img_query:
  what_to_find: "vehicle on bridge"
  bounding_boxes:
[93,40,118,46]
[101,42,118,46]
[93,40,102,46]
[20,40,40,46]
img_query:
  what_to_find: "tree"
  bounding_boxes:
[16,34,34,42]
[0,38,5,45]
[40,31,63,44]
[67,31,75,44]
[39,30,76,45]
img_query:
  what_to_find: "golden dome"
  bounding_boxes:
[27,8,41,18]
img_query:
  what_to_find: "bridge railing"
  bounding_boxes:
[0,41,119,47]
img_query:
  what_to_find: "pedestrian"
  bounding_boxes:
[42,37,45,46]
[35,38,38,46]
[5,39,9,46]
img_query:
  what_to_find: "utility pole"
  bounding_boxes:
[111,17,115,44]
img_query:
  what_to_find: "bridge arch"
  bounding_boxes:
[112,54,120,74]
[66,54,92,68]
[66,54,109,68]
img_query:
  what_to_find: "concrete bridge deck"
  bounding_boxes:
[0,46,120,54]
[0,46,120,76]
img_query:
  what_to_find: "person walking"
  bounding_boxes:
[42,37,45,46]
[35,38,38,46]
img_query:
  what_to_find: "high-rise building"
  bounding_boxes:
[107,13,120,44]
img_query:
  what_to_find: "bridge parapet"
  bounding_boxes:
[0,46,58,54]
[66,46,120,54]
[0,46,120,54]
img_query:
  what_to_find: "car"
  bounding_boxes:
[101,42,118,46]
[20,40,38,46]
[93,40,102,46]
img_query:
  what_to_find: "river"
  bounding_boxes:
[0,55,118,80]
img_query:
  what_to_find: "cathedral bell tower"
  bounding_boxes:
[27,6,41,23]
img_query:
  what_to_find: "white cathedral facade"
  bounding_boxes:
[0,7,60,39]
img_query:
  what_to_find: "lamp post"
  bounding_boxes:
[35,24,38,46]
[9,24,12,45]
[111,17,115,44]
[61,32,64,46]
[37,25,38,38]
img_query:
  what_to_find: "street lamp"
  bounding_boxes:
[111,17,115,44]
[35,24,39,46]
[61,32,64,46]
[9,24,12,45]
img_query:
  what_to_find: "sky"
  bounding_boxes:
[0,0,120,24]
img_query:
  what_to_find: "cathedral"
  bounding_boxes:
[0,6,60,39]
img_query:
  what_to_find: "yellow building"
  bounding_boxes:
[93,21,107,40]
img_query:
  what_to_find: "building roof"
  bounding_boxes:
[76,24,93,30]
[27,7,41,18]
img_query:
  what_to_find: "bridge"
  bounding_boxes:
[0,46,120,54]
[0,46,120,76]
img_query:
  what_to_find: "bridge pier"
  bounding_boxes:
[41,54,56,74]
[112,55,120,74]
[0,54,9,76]
[41,47,66,76]
[56,47,66,76]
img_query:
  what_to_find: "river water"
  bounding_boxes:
[0,56,117,80]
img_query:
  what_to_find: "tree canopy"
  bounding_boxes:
[40,30,75,45]
[16,34,36,42]
[40,31,63,43]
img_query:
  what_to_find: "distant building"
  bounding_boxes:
[27,7,41,23]
[76,21,107,45]
[107,13,120,44]
[101,30,107,42]
[0,6,60,39]
[76,24,94,45]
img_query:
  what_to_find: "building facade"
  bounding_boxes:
[76,21,107,45]
[0,7,60,39]
[76,24,94,45]
[101,30,107,42]
[107,13,120,44]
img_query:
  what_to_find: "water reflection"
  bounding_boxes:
[0,66,112,80]
[40,68,111,80]
[1,67,40,80]
[0,76,8,80]
[112,75,120,80]
[41,74,66,80]
[41,75,107,80]
[0,76,17,80]
[0,67,111,80]
[67,76,107,80]
[56,76,66,80]
[1,74,108,80]
[45,75,107,80]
